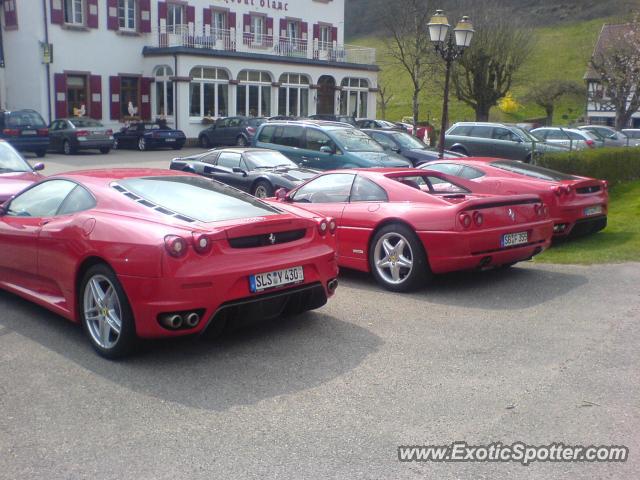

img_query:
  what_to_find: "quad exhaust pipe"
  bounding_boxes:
[185,312,200,328]
[160,314,183,329]
[328,278,339,293]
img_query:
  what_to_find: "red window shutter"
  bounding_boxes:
[109,76,121,120]
[243,14,250,33]
[331,26,338,42]
[107,0,118,30]
[203,8,211,28]
[158,1,167,27]
[301,22,308,40]
[313,23,319,41]
[140,77,152,120]
[89,75,102,120]
[280,18,286,36]
[139,0,151,33]
[228,12,236,30]
[54,73,67,119]
[266,17,273,36]
[187,5,195,23]
[50,0,63,24]
[3,0,18,28]
[87,0,99,28]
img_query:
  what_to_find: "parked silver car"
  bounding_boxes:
[577,125,630,147]
[530,127,600,150]
[621,129,640,146]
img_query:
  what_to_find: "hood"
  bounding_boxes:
[351,151,412,167]
[0,172,40,203]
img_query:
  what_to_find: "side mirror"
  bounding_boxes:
[0,202,8,216]
[275,187,290,201]
[33,162,45,171]
[320,145,334,154]
[232,167,247,176]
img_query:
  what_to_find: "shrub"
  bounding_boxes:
[537,147,640,185]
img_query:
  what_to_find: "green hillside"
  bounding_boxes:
[353,17,625,126]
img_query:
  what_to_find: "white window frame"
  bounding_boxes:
[64,0,85,25]
[167,3,184,34]
[319,25,331,45]
[189,67,230,119]
[250,15,265,44]
[237,70,272,117]
[154,66,174,119]
[118,0,137,32]
[340,78,370,118]
[279,74,310,117]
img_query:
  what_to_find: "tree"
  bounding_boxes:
[377,84,394,120]
[380,0,438,132]
[524,80,585,125]
[590,22,640,130]
[452,3,534,121]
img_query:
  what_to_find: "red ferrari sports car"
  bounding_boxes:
[271,169,554,292]
[0,169,339,358]
[423,159,608,237]
[0,140,44,203]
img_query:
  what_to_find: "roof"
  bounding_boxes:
[584,23,637,81]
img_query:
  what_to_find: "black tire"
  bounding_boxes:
[450,146,467,156]
[236,135,248,147]
[79,263,137,359]
[199,135,210,149]
[368,223,431,292]
[251,180,274,198]
[63,140,76,155]
[35,148,47,158]
[99,147,111,154]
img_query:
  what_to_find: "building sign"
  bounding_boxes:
[40,42,53,64]
[217,0,289,11]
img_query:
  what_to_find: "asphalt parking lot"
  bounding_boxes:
[2,150,639,479]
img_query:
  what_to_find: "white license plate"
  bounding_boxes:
[165,138,176,142]
[584,205,603,216]
[502,231,529,248]
[250,266,304,293]
[22,130,37,135]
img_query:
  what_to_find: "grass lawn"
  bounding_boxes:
[536,180,640,264]
[351,16,628,125]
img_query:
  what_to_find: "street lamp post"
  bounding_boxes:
[428,10,475,158]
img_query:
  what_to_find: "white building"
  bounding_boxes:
[0,0,378,138]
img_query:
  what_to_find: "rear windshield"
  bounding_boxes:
[70,119,103,128]
[392,132,426,149]
[6,111,46,128]
[390,174,470,195]
[117,176,280,223]
[490,160,577,181]
[0,142,31,172]
[248,118,266,127]
[332,128,384,152]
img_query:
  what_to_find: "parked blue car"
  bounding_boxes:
[0,109,49,157]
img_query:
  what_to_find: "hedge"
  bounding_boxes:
[537,147,640,186]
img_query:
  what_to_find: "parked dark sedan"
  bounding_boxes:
[0,109,49,157]
[363,129,464,166]
[198,117,266,149]
[49,118,114,154]
[170,147,319,198]
[113,121,185,151]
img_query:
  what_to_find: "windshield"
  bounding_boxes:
[0,142,32,173]
[70,119,103,128]
[245,151,297,168]
[512,127,538,142]
[6,111,46,128]
[144,124,161,130]
[490,160,577,181]
[392,132,426,149]
[117,176,281,223]
[333,128,384,152]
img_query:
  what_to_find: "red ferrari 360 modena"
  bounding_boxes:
[0,169,339,358]
[271,169,554,292]
[423,159,609,237]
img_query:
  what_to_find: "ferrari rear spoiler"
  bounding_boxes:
[456,194,542,211]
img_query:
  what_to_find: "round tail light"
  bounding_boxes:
[317,219,328,235]
[327,218,337,234]
[164,235,188,258]
[192,233,212,254]
[473,211,483,226]
[459,213,472,228]
[542,205,549,216]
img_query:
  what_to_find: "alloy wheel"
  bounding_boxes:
[254,185,269,198]
[83,274,123,350]
[373,232,414,285]
[138,137,146,151]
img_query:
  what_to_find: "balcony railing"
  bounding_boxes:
[151,24,376,65]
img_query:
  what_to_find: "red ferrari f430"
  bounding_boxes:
[0,169,339,358]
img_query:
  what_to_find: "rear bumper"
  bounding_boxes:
[117,247,338,338]
[7,137,49,151]
[551,201,608,236]
[75,139,114,150]
[419,221,553,274]
[149,138,185,148]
